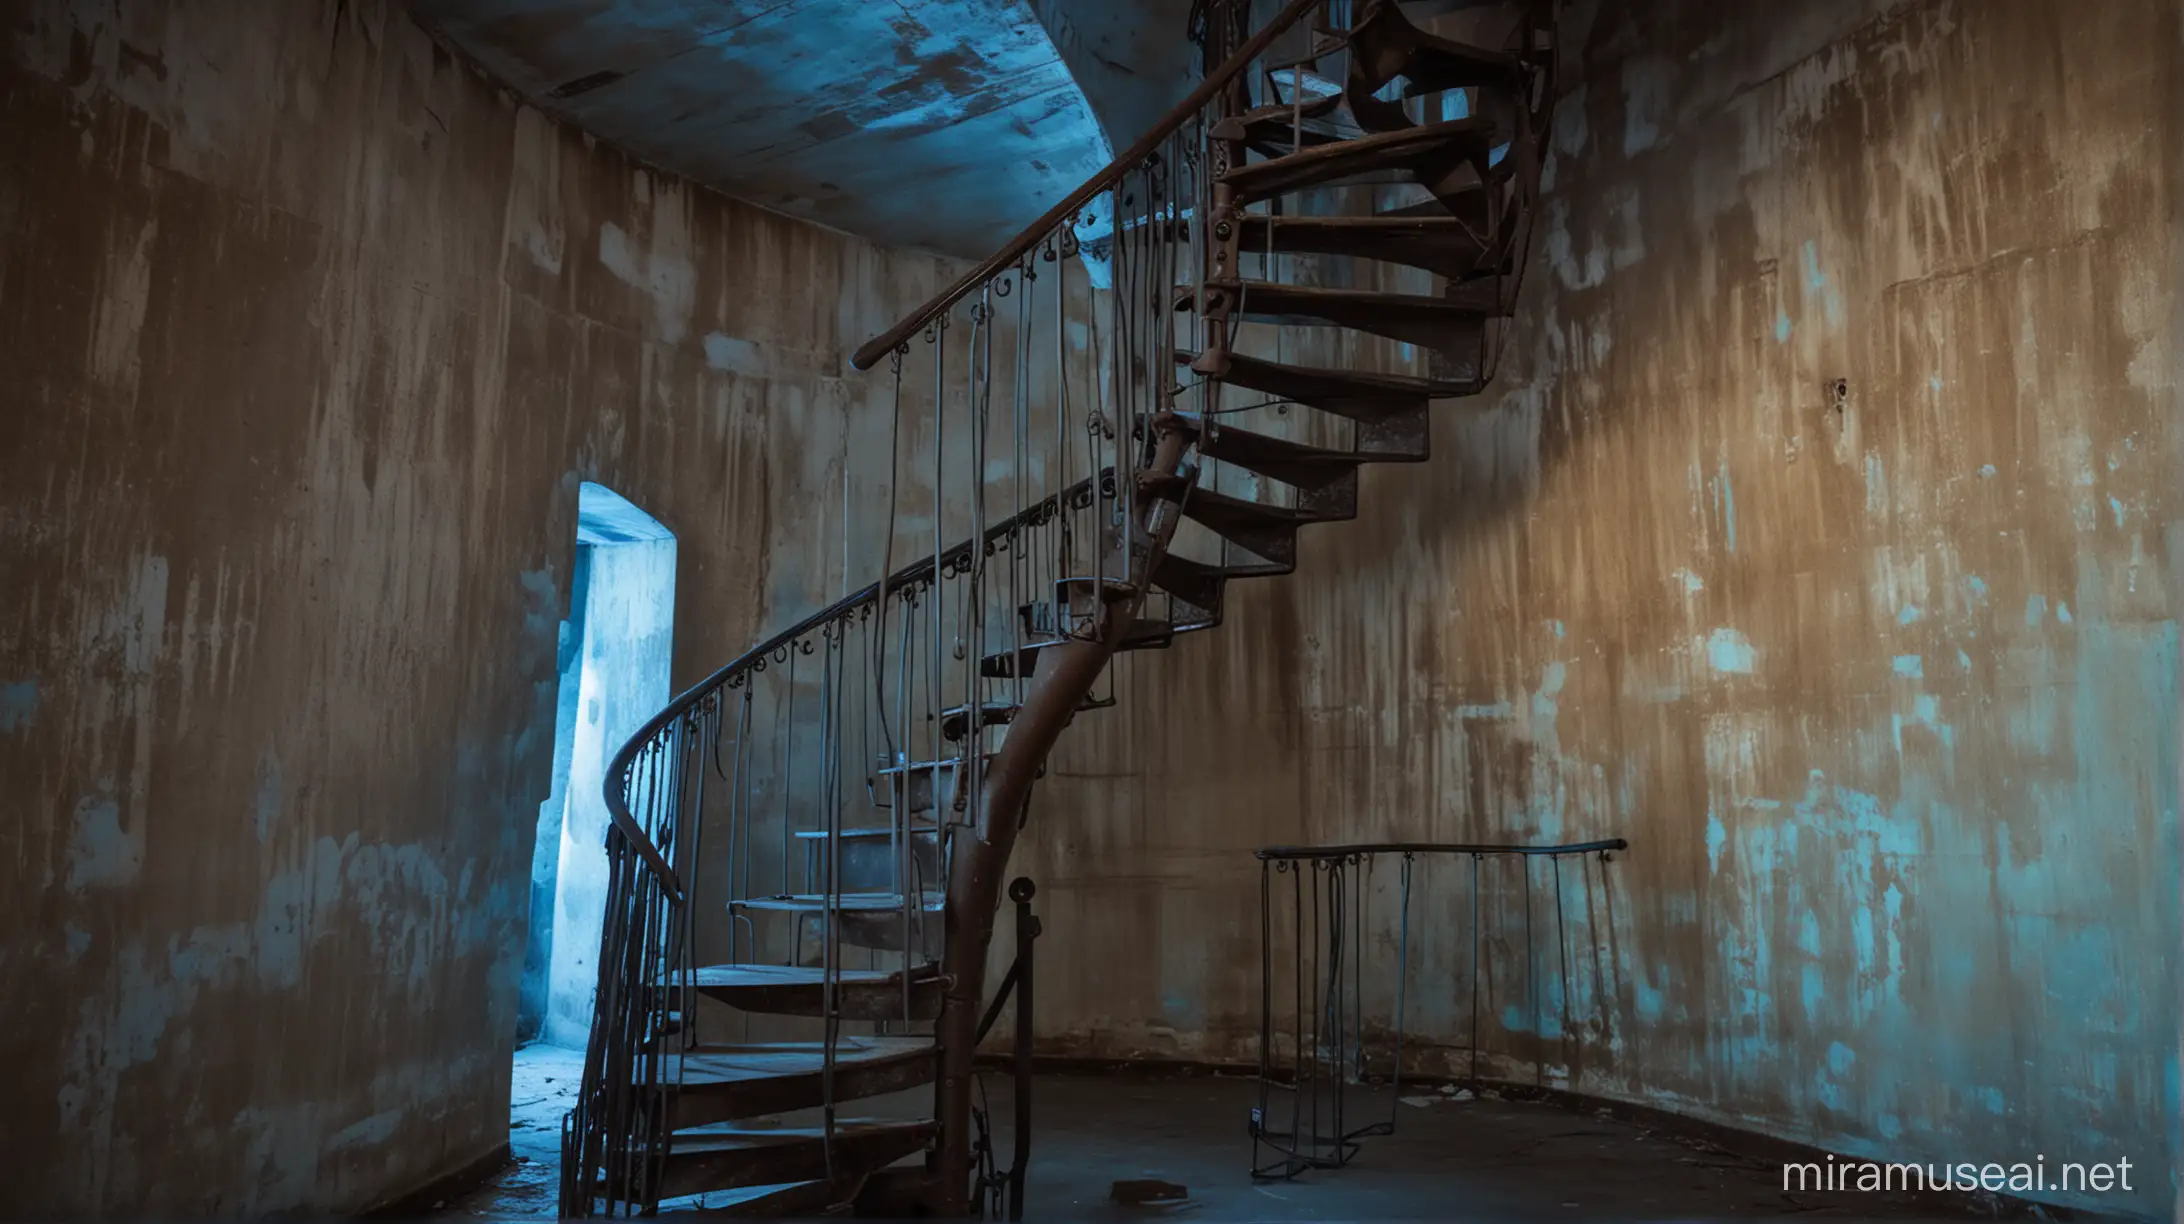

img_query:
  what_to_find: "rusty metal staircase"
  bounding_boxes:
[558,0,1555,1215]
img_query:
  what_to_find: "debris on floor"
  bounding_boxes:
[1111,1178,1190,1206]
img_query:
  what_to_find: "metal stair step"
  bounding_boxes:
[658,963,945,1021]
[1175,487,1315,568]
[1017,573,1142,640]
[1177,349,1441,459]
[732,892,946,950]
[1219,117,1492,204]
[793,823,943,897]
[1153,586,1224,634]
[872,755,992,814]
[939,701,1022,740]
[1158,411,1376,491]
[792,824,938,841]
[649,1118,937,1200]
[1054,573,1139,606]
[733,891,943,916]
[938,694,1115,741]
[1351,0,1527,98]
[1267,65,1344,102]
[1180,347,1477,412]
[980,620,1175,679]
[1180,279,1503,351]
[1229,212,1500,280]
[1149,551,1303,613]
[1215,94,1365,155]
[1149,553,1230,610]
[659,1038,936,1129]
[656,1176,871,1218]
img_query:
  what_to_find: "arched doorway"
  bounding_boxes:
[519,482,676,1048]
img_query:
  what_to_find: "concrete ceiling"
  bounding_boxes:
[413,0,1199,259]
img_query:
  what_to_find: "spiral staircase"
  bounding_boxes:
[558,0,1557,1215]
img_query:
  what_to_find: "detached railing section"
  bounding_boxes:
[1251,838,1629,1180]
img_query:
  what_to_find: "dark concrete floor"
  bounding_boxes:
[983,1072,1955,1222]
[441,1043,581,1218]
[447,1057,1962,1220]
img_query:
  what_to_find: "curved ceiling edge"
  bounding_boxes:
[409,0,1123,258]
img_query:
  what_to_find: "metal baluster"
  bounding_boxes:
[1525,854,1539,1086]
[1469,853,1481,1087]
[1389,852,1412,1133]
[1289,856,1303,1170]
[963,284,992,839]
[781,646,797,895]
[732,686,754,966]
[1255,858,1272,1172]
[820,625,840,1176]
[1554,853,1572,1084]
[1013,260,1033,708]
[682,700,712,1048]
[925,318,947,975]
[895,586,915,1013]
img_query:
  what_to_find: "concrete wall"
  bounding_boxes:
[1013,0,2184,1217]
[0,0,967,1213]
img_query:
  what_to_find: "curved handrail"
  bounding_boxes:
[599,469,1114,900]
[848,0,1325,371]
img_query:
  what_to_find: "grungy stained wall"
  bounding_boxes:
[1011,0,2184,1217]
[0,0,966,1213]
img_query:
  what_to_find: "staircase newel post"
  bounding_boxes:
[1008,876,1039,1222]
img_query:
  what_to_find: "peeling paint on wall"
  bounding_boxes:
[0,0,973,1214]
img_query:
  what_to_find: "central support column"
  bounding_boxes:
[927,427,1194,1214]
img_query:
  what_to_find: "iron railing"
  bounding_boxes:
[1251,838,1628,1180]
